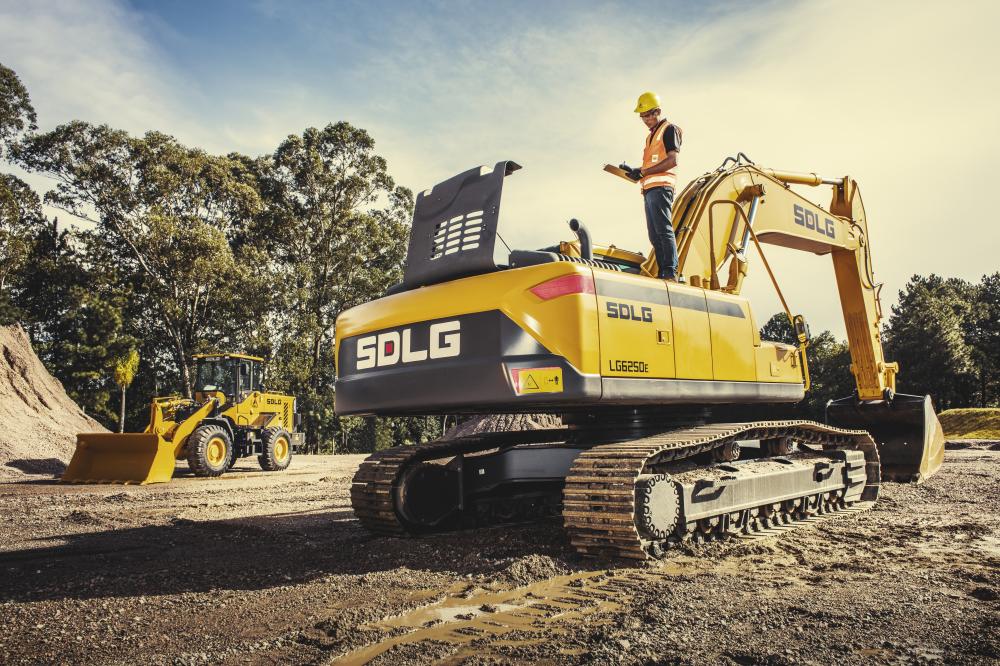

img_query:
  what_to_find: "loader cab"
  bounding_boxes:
[192,354,264,403]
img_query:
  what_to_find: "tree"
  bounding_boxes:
[245,123,415,451]
[799,331,854,418]
[759,312,796,345]
[113,349,140,432]
[760,313,855,419]
[0,64,42,320]
[0,173,43,321]
[0,62,36,156]
[885,275,977,410]
[12,219,135,424]
[11,123,263,396]
[968,273,1000,406]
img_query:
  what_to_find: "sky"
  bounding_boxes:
[2,0,998,338]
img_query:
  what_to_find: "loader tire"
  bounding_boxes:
[259,427,292,472]
[186,425,232,477]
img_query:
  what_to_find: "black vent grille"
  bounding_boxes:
[556,254,623,271]
[430,210,484,260]
[402,160,520,289]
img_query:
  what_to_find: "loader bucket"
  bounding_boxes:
[827,393,945,483]
[62,433,178,485]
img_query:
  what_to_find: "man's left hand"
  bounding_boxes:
[627,167,642,181]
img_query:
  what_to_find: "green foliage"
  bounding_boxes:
[759,313,796,345]
[2,65,44,308]
[3,68,455,446]
[0,62,37,156]
[799,331,854,419]
[113,348,140,433]
[760,313,854,419]
[885,275,977,410]
[241,123,415,452]
[0,173,43,315]
[11,123,264,396]
[968,273,1000,406]
[114,349,140,388]
[6,100,429,447]
[351,416,440,453]
[12,219,135,424]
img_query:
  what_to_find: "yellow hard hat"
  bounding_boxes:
[634,91,661,114]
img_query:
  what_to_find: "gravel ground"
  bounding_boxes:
[1,450,997,665]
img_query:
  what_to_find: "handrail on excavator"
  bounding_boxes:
[707,199,811,392]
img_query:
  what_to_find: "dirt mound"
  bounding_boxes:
[0,324,107,480]
[939,408,1000,440]
[441,414,563,440]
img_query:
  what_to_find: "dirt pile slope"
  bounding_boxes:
[940,408,1000,440]
[0,324,107,479]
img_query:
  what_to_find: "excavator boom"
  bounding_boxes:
[668,155,944,480]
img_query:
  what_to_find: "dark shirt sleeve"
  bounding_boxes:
[664,125,681,152]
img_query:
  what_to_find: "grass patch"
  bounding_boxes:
[938,408,1000,439]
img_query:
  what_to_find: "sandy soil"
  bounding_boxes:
[1,451,997,665]
[0,324,106,480]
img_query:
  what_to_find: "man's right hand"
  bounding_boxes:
[619,163,642,182]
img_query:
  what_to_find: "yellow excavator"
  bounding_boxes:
[338,155,945,559]
[63,353,304,484]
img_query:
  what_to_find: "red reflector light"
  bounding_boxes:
[529,273,595,300]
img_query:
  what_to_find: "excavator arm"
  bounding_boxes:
[663,155,944,481]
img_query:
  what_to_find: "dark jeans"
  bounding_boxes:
[643,186,677,279]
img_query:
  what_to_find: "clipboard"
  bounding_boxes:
[603,164,637,183]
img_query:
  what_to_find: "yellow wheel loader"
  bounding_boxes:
[63,354,304,484]
[338,156,945,560]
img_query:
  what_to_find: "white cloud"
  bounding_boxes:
[353,0,1000,337]
[0,0,187,135]
[2,0,998,339]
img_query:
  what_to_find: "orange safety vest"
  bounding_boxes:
[640,120,680,192]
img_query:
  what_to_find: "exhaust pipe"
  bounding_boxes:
[827,393,945,483]
[569,219,592,260]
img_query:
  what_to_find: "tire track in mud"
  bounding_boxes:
[329,570,643,665]
[329,503,874,664]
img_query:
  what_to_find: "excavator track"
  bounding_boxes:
[351,429,572,536]
[350,420,880,560]
[564,420,880,560]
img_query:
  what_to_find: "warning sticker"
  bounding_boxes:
[510,367,564,395]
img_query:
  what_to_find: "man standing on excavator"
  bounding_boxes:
[621,91,682,281]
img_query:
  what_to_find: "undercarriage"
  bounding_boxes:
[350,412,880,560]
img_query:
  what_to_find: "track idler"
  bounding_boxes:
[827,393,945,483]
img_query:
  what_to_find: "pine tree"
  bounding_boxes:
[885,275,976,410]
[969,273,1000,406]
